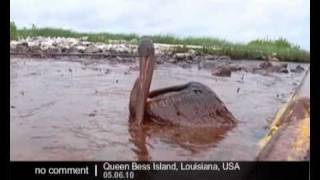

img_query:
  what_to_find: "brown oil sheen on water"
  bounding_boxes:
[10,58,309,160]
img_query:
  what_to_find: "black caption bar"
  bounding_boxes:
[11,161,309,180]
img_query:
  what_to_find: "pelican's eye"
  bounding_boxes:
[193,89,202,94]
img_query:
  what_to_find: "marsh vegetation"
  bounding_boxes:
[10,22,309,62]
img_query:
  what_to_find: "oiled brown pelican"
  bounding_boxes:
[129,37,237,127]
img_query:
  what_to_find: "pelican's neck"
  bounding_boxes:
[129,38,155,125]
[129,78,140,121]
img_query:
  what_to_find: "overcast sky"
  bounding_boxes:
[10,0,310,50]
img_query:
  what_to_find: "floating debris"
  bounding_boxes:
[290,65,305,73]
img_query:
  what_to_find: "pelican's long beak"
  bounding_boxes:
[135,38,155,125]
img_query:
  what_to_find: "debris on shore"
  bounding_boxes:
[290,65,305,73]
[10,37,305,76]
[10,37,226,61]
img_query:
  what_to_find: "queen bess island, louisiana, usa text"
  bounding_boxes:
[103,162,240,171]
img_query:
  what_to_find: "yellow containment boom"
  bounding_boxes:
[257,68,310,161]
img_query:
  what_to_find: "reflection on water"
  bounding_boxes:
[129,122,233,161]
[10,58,309,160]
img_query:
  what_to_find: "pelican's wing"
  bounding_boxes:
[146,82,237,127]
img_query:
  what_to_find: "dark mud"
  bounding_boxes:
[10,57,309,160]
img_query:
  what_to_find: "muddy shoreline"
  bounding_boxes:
[12,39,311,79]
[11,37,309,77]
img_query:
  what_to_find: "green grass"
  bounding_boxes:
[10,22,17,40]
[11,23,310,62]
[16,25,140,44]
[198,43,309,62]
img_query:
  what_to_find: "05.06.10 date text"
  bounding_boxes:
[103,171,134,179]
